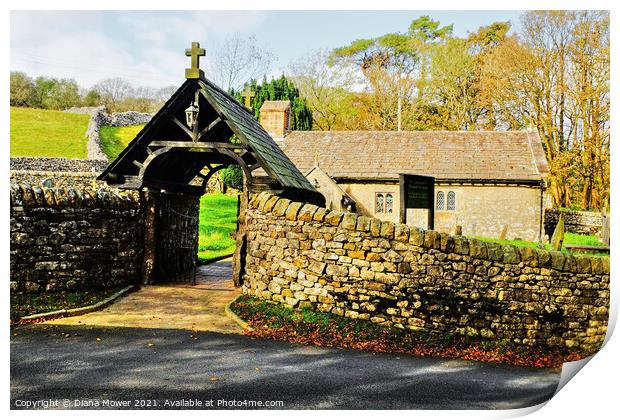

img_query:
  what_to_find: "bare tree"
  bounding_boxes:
[92,77,133,111]
[209,33,274,91]
[288,49,359,130]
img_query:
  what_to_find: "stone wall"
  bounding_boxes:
[10,157,109,173]
[64,106,153,161]
[333,181,545,241]
[545,209,604,236]
[10,170,104,190]
[10,183,145,294]
[10,158,108,191]
[242,192,610,354]
[10,182,200,293]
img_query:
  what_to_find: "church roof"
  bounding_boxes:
[278,130,549,183]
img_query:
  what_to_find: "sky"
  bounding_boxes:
[10,10,522,90]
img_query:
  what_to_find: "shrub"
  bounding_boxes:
[220,165,244,190]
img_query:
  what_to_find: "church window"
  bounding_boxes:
[375,193,384,213]
[386,193,394,213]
[447,191,456,211]
[436,191,445,210]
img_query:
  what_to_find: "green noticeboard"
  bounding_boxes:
[406,178,433,209]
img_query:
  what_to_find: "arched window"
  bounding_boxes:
[447,191,456,211]
[386,193,394,214]
[376,193,384,213]
[436,191,445,210]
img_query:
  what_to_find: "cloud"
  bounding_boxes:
[10,11,268,89]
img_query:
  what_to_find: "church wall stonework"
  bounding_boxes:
[243,192,610,354]
[433,185,543,241]
[337,182,544,241]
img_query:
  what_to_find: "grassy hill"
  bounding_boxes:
[100,125,144,161]
[10,106,237,263]
[10,107,90,158]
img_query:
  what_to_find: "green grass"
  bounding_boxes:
[10,287,125,321]
[198,193,238,263]
[10,107,90,158]
[99,125,144,161]
[475,232,607,256]
[564,232,605,247]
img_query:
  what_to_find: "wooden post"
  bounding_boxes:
[232,185,249,287]
[141,189,158,285]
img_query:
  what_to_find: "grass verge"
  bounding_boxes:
[475,232,608,256]
[10,107,90,158]
[231,295,586,368]
[99,124,145,161]
[10,287,126,321]
[198,193,238,264]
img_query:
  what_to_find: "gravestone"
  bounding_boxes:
[550,212,565,251]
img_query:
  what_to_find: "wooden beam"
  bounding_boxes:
[171,116,194,140]
[142,179,204,196]
[149,140,248,150]
[198,116,223,139]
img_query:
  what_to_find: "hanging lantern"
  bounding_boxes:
[185,101,199,129]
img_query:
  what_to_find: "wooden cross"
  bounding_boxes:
[185,41,205,79]
[242,88,255,108]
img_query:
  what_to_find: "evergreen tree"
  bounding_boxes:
[231,75,313,131]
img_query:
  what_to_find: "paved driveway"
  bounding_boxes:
[11,324,561,410]
[44,261,242,334]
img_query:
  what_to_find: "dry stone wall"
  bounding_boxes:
[10,182,200,293]
[64,106,153,160]
[243,192,610,354]
[10,183,144,294]
[10,157,109,173]
[545,209,604,236]
[10,170,105,190]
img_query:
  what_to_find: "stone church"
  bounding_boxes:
[259,100,550,242]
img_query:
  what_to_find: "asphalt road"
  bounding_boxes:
[11,324,561,410]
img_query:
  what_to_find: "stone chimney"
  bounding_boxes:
[259,100,291,139]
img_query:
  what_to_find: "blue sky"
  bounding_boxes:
[10,10,522,89]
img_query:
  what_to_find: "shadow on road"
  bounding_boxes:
[11,324,561,410]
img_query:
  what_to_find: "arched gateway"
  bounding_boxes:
[98,42,324,286]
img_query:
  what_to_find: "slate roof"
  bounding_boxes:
[99,76,316,195]
[277,130,549,182]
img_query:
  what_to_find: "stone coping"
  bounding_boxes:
[249,192,609,275]
[10,170,100,177]
[10,182,141,209]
